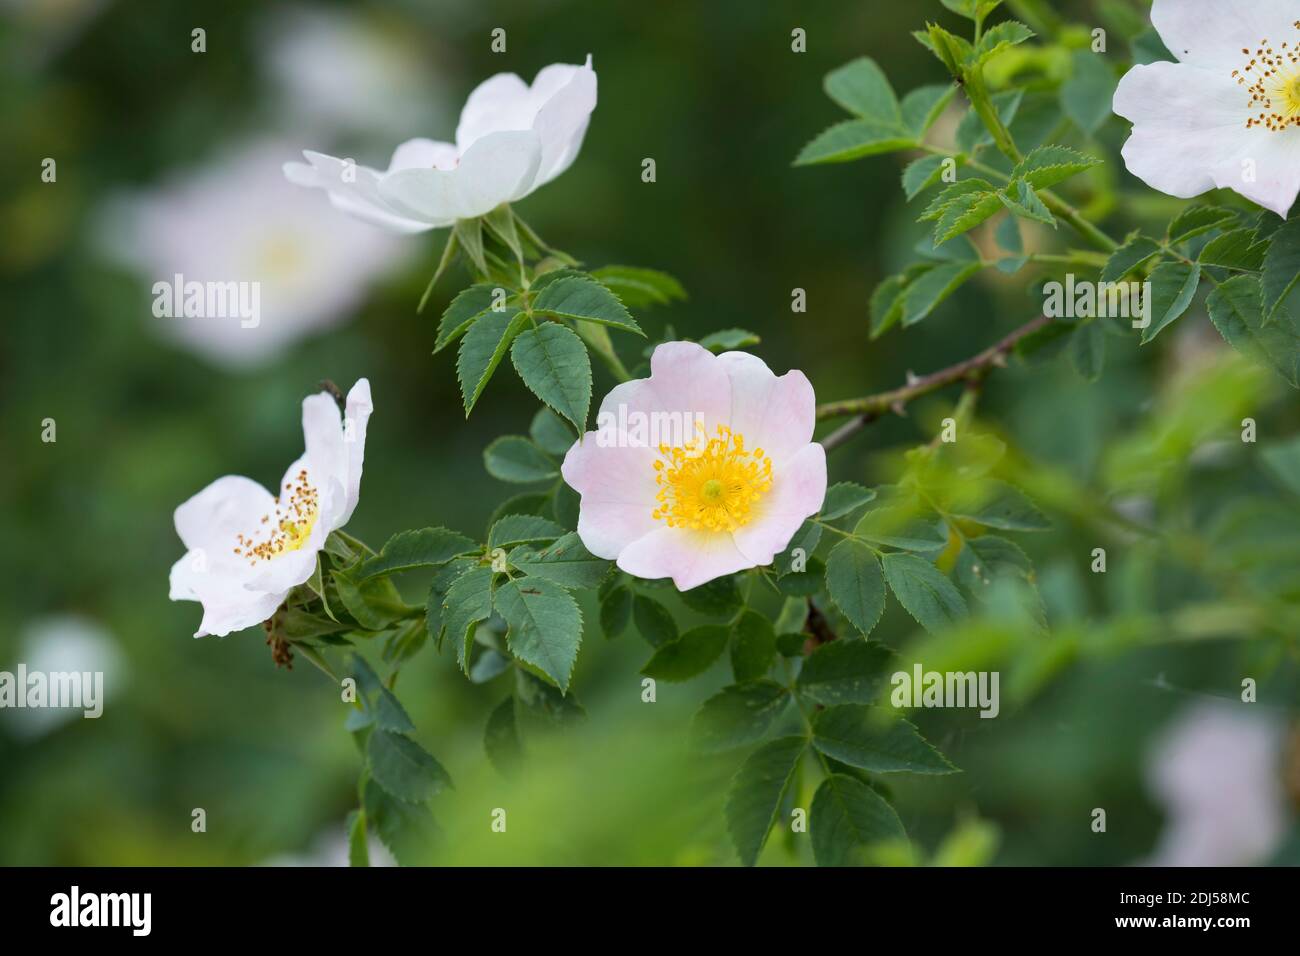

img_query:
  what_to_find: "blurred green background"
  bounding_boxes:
[2,0,1297,866]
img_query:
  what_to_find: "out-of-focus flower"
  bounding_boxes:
[169,380,372,638]
[1113,0,1300,217]
[262,827,395,867]
[284,57,597,232]
[1144,700,1291,866]
[259,5,443,138]
[4,615,125,740]
[100,141,405,368]
[562,342,826,591]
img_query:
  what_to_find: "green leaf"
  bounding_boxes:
[680,574,744,617]
[457,306,528,415]
[367,730,453,803]
[776,519,823,576]
[483,204,523,264]
[333,572,408,630]
[934,193,1003,245]
[902,261,982,324]
[730,609,777,682]
[725,736,806,866]
[796,639,897,706]
[442,565,494,671]
[821,482,877,521]
[435,283,498,353]
[1140,261,1201,344]
[881,552,967,632]
[954,535,1045,624]
[529,407,576,456]
[349,654,415,733]
[632,594,678,647]
[590,265,686,308]
[362,778,437,865]
[1262,218,1300,321]
[916,22,976,77]
[354,528,478,580]
[901,154,949,201]
[1198,228,1267,272]
[514,669,587,726]
[955,89,1020,151]
[1068,320,1106,382]
[939,0,1003,20]
[483,435,558,484]
[825,539,887,637]
[1101,233,1161,283]
[454,217,488,276]
[483,696,523,777]
[945,480,1051,531]
[1260,435,1300,495]
[1061,50,1115,134]
[794,120,916,165]
[1010,145,1102,191]
[900,84,956,137]
[346,809,369,867]
[1208,275,1300,388]
[823,57,901,124]
[599,585,634,638]
[641,624,730,682]
[810,774,906,867]
[496,577,583,692]
[998,178,1054,227]
[870,267,920,338]
[812,705,958,774]
[508,532,610,589]
[920,179,996,222]
[976,20,1034,62]
[510,322,593,431]
[1167,204,1236,245]
[697,328,761,352]
[691,680,791,752]
[488,513,563,549]
[531,274,643,336]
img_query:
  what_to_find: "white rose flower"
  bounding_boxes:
[168,379,372,638]
[1114,0,1300,217]
[100,141,405,368]
[284,57,597,232]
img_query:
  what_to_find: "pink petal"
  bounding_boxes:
[616,527,756,591]
[717,350,816,466]
[733,443,827,566]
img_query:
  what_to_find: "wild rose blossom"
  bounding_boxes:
[562,342,827,591]
[284,57,597,232]
[169,379,372,637]
[1114,0,1300,217]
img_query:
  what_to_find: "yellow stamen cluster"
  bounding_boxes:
[233,469,319,564]
[1233,24,1300,130]
[651,424,773,532]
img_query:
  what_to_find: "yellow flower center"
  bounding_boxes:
[1234,24,1300,130]
[651,424,773,532]
[234,468,320,564]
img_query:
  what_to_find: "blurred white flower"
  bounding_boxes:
[4,615,125,740]
[1144,701,1290,866]
[285,57,597,232]
[1113,0,1300,217]
[100,141,406,368]
[262,828,395,867]
[169,379,372,638]
[259,5,443,138]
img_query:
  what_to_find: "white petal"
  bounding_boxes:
[616,527,756,591]
[1115,60,1300,216]
[340,378,373,525]
[169,552,285,638]
[732,443,827,566]
[564,434,660,560]
[378,129,542,222]
[286,149,435,233]
[388,137,458,172]
[455,72,533,152]
[174,475,277,558]
[1150,0,1299,70]
[716,351,816,467]
[529,56,598,187]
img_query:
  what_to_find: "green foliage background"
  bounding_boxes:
[2,0,1298,865]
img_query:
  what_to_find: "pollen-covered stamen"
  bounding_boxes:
[1233,23,1300,130]
[651,423,773,532]
[233,469,320,564]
